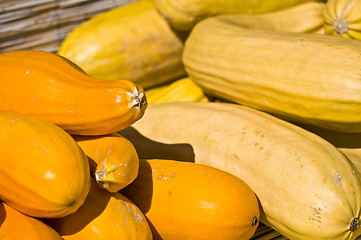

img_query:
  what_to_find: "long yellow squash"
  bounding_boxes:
[323,0,361,40]
[152,0,319,31]
[183,15,361,132]
[58,0,186,89]
[119,102,361,240]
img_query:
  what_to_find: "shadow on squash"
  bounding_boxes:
[44,177,109,236]
[118,127,196,163]
[0,202,5,227]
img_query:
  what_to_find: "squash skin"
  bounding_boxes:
[46,177,153,240]
[145,77,209,104]
[183,15,361,132]
[0,202,62,240]
[73,133,139,193]
[121,102,361,240]
[58,0,186,89]
[323,0,361,40]
[152,0,319,31]
[215,2,325,34]
[121,159,260,240]
[0,111,91,218]
[0,50,147,135]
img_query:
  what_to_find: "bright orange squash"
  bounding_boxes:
[121,159,260,240]
[0,50,147,135]
[73,133,139,192]
[0,202,62,240]
[0,111,91,218]
[46,177,153,240]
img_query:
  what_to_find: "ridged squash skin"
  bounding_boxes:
[0,50,147,135]
[73,133,139,193]
[58,0,186,89]
[217,2,325,34]
[0,111,91,218]
[121,159,260,240]
[145,77,208,104]
[152,0,319,31]
[120,102,361,240]
[323,0,361,40]
[183,15,361,132]
[0,202,62,240]
[46,177,153,240]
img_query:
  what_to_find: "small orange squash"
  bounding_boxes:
[121,159,260,240]
[0,111,91,218]
[0,50,147,135]
[46,177,153,240]
[73,133,139,192]
[0,202,62,240]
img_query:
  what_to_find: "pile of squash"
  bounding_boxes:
[1,0,361,239]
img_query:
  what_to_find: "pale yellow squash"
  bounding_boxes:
[119,102,361,240]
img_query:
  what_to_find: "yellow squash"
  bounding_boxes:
[58,0,186,89]
[145,77,208,104]
[119,102,361,240]
[215,2,325,34]
[152,0,319,31]
[0,50,147,135]
[73,133,139,192]
[183,15,361,132]
[0,202,63,240]
[0,111,90,218]
[323,0,361,40]
[46,177,153,240]
[121,159,260,240]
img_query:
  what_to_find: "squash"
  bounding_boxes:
[323,0,361,40]
[46,177,153,240]
[183,15,361,132]
[119,102,361,240]
[0,50,147,135]
[212,2,325,34]
[121,159,260,240]
[152,0,319,31]
[145,77,209,104]
[0,202,62,240]
[58,0,186,89]
[73,133,139,193]
[0,111,90,218]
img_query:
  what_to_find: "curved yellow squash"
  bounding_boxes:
[73,133,139,193]
[58,0,186,89]
[0,50,147,135]
[183,15,361,132]
[152,0,319,31]
[0,111,91,218]
[121,102,361,240]
[323,0,361,40]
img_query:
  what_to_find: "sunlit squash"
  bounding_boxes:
[0,50,147,135]
[0,202,62,240]
[58,0,186,89]
[0,111,91,218]
[73,133,139,192]
[46,177,153,240]
[121,159,260,240]
[323,0,361,40]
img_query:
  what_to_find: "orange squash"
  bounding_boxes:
[121,159,260,240]
[0,111,91,218]
[0,50,147,135]
[73,133,139,192]
[0,202,62,240]
[46,177,153,240]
